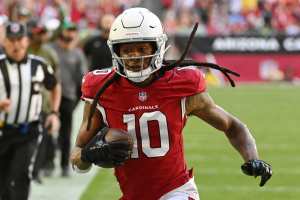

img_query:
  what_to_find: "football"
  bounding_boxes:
[94,128,134,168]
[105,128,134,150]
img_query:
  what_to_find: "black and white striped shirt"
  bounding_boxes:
[0,54,57,125]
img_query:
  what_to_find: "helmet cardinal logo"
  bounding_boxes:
[138,91,148,102]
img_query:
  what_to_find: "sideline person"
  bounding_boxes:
[0,22,60,200]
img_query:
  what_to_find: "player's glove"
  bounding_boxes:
[81,127,131,168]
[241,159,272,187]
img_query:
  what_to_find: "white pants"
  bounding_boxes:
[159,177,200,200]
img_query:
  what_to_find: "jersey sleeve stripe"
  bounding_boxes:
[82,97,93,103]
[96,104,108,126]
[181,97,186,119]
[81,97,108,125]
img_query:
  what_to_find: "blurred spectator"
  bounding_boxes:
[5,0,18,21]
[203,53,225,87]
[195,0,211,26]
[28,21,60,69]
[27,20,62,183]
[99,0,123,16]
[51,22,87,177]
[70,0,88,29]
[242,0,258,12]
[283,65,296,82]
[209,2,231,35]
[83,14,115,70]
[176,8,203,35]
[36,0,68,27]
[16,6,31,24]
[137,0,163,18]
[70,0,123,31]
[70,0,84,20]
[1,0,299,36]
[0,2,5,14]
[259,59,284,81]
[229,0,242,14]
[163,9,178,34]
[174,0,196,10]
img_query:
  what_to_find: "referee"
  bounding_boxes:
[0,22,61,200]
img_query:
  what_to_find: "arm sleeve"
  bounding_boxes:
[43,63,57,90]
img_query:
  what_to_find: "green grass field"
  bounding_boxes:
[80,84,300,200]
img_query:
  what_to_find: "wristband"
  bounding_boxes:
[50,110,60,117]
[72,163,92,173]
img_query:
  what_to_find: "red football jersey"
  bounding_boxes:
[81,67,206,200]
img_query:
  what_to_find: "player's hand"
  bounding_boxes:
[241,159,272,187]
[44,113,60,134]
[0,98,11,112]
[81,127,131,168]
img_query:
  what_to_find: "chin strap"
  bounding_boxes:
[124,67,152,83]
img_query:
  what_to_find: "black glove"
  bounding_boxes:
[81,127,131,168]
[241,159,272,187]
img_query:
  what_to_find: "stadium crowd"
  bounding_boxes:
[1,0,300,37]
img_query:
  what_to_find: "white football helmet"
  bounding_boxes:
[107,7,168,82]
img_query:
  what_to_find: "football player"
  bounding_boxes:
[71,8,272,200]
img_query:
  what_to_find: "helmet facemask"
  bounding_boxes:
[110,37,167,82]
[115,53,156,82]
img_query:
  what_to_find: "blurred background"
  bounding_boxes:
[1,0,299,200]
[1,0,300,83]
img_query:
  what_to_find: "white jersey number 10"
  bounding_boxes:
[123,111,170,158]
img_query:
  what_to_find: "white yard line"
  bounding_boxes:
[29,102,97,200]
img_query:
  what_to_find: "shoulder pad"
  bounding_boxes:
[81,68,114,100]
[169,67,206,96]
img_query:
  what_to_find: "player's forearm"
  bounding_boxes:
[70,146,92,172]
[225,119,259,162]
